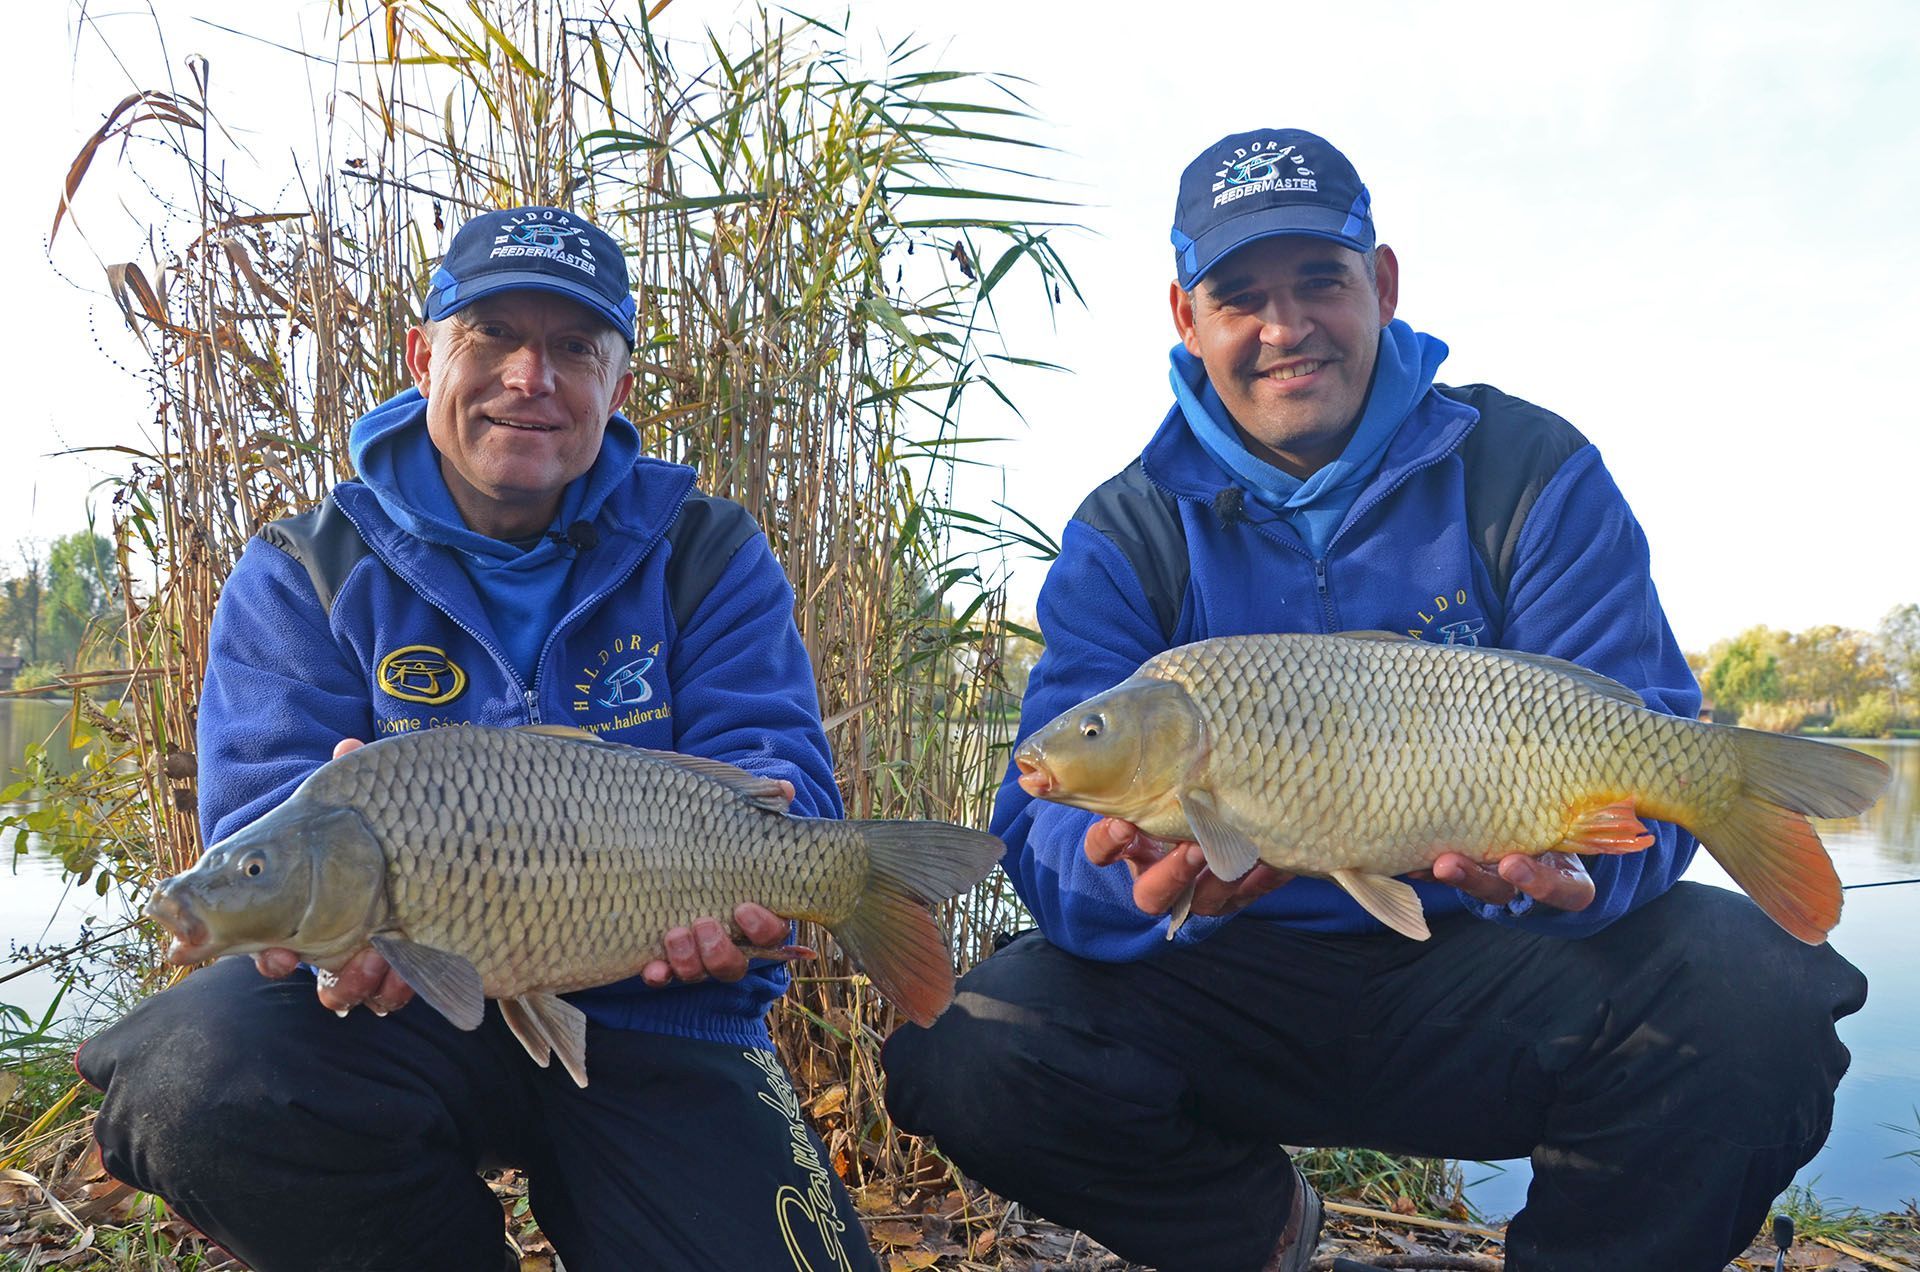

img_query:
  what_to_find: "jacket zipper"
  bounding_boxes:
[1150,423,1470,637]
[526,486,690,715]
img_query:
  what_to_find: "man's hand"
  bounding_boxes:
[642,903,790,987]
[251,737,416,1016]
[255,944,417,1016]
[1418,850,1596,913]
[1084,817,1293,919]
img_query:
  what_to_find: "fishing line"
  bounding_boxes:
[1840,877,1920,890]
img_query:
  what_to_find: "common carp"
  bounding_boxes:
[146,724,1004,1085]
[1012,632,1889,944]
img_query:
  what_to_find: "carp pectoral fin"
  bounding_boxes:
[1177,789,1261,882]
[500,992,590,1088]
[1330,870,1430,941]
[1165,881,1197,940]
[368,935,486,1031]
[1560,800,1655,854]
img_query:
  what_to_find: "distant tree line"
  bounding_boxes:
[1689,604,1920,736]
[0,531,121,680]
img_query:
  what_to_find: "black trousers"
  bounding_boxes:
[79,958,881,1272]
[882,883,1867,1272]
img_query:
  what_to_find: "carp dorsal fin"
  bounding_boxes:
[518,723,603,741]
[515,727,792,812]
[369,934,485,1030]
[629,747,794,812]
[1331,634,1646,708]
[1476,648,1645,707]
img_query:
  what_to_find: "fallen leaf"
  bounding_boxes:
[46,1224,95,1265]
[971,1228,997,1257]
[887,1253,939,1271]
[810,1084,848,1117]
[867,1221,923,1248]
[851,1183,895,1214]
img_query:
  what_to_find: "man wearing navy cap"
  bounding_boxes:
[883,130,1867,1270]
[77,207,883,1271]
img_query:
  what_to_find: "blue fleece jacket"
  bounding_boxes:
[992,377,1702,964]
[197,389,840,1048]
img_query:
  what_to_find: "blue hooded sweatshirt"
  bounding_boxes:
[991,333,1702,964]
[196,388,841,1048]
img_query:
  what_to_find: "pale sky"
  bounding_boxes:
[6,1,1915,654]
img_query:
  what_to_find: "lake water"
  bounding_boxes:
[3,706,1916,1214]
[0,698,132,1036]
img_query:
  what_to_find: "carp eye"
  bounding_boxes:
[239,851,267,879]
[1078,713,1105,738]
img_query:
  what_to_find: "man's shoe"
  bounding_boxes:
[1262,1163,1323,1272]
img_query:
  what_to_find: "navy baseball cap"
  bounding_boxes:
[1170,128,1375,290]
[425,206,637,347]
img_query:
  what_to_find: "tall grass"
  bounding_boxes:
[10,0,1072,1215]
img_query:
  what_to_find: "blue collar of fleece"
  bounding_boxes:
[1169,318,1449,555]
[346,386,641,570]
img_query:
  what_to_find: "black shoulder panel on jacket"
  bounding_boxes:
[1072,459,1189,641]
[1437,383,1590,605]
[257,493,371,617]
[664,491,763,632]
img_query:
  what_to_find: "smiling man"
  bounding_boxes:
[76,207,882,1272]
[882,130,1869,1271]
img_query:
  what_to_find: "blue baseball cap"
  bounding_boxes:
[1170,128,1375,291]
[425,206,637,347]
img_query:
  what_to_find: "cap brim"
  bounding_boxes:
[427,271,635,347]
[1182,204,1373,289]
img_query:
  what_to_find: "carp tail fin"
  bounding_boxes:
[830,822,1003,1027]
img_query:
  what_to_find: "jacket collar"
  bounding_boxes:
[1140,385,1482,513]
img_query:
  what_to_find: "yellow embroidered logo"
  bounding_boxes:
[1403,589,1486,646]
[377,645,468,705]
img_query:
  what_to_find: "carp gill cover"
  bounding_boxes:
[146,725,1005,1085]
[1013,632,1890,943]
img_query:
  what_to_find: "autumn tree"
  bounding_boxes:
[0,542,45,662]
[41,531,119,669]
[1879,603,1920,719]
[1776,625,1884,721]
[1700,627,1785,724]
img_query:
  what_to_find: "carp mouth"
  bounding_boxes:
[1014,749,1054,798]
[146,885,216,965]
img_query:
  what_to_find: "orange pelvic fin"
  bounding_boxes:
[1558,800,1655,855]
